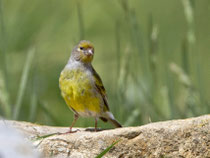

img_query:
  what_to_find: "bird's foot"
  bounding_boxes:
[57,129,80,135]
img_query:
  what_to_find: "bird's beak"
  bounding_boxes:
[87,49,94,56]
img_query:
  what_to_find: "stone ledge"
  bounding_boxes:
[0,115,209,158]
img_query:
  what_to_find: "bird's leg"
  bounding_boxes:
[95,118,98,132]
[64,114,79,134]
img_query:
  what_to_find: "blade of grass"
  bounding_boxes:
[148,16,159,88]
[13,48,35,119]
[182,0,196,45]
[95,139,121,158]
[29,63,38,122]
[29,87,37,122]
[32,133,58,141]
[0,70,11,117]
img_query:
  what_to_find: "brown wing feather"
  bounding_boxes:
[91,67,110,111]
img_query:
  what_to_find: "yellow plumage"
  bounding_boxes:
[59,68,103,115]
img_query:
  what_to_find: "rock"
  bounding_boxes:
[0,115,209,158]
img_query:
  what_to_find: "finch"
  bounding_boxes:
[59,40,122,132]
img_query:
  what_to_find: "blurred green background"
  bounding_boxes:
[0,0,209,128]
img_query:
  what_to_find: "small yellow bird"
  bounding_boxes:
[59,40,122,132]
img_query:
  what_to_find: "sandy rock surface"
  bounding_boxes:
[0,115,209,158]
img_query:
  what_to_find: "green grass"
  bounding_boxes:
[13,48,35,119]
[0,0,209,127]
[95,139,120,158]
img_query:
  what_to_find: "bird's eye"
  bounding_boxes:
[80,47,84,50]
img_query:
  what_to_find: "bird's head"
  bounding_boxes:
[71,40,94,63]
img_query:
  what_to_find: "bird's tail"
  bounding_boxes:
[108,118,122,128]
[101,111,122,128]
[99,117,122,128]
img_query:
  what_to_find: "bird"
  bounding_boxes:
[59,40,122,133]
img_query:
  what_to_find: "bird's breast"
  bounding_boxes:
[59,68,93,97]
[59,67,101,116]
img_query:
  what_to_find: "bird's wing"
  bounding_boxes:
[92,67,110,111]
